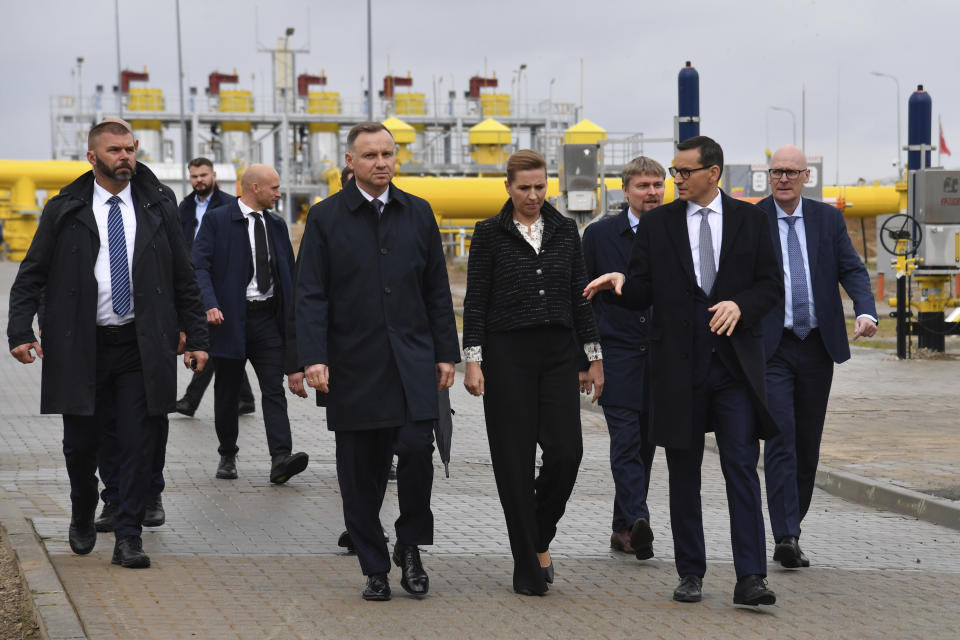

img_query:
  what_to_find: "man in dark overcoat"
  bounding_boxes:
[192,164,308,483]
[585,136,783,606]
[295,122,460,601]
[7,120,209,568]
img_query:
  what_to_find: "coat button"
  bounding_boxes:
[156,287,162,294]
[538,289,545,296]
[536,268,542,275]
[380,247,388,255]
[639,344,647,352]
[384,287,391,294]
[639,316,646,323]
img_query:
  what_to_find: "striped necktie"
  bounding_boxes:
[698,208,716,294]
[106,195,131,316]
[784,216,811,338]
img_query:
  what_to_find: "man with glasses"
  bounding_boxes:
[759,145,876,569]
[584,136,783,606]
[582,157,665,562]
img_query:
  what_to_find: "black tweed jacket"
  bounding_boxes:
[463,199,599,350]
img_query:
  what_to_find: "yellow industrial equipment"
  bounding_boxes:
[381,116,416,166]
[395,93,426,115]
[468,118,511,165]
[564,119,608,145]
[480,94,511,117]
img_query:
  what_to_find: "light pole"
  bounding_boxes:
[871,71,902,178]
[768,106,796,146]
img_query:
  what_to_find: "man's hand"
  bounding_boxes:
[304,364,330,393]
[436,362,455,391]
[852,316,878,339]
[583,272,625,300]
[464,361,484,396]
[177,331,187,355]
[10,342,43,364]
[287,372,308,397]
[707,300,741,336]
[579,360,604,403]
[184,350,209,372]
[206,308,224,325]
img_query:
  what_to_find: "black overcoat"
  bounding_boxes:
[620,191,783,449]
[7,164,209,416]
[178,185,233,251]
[294,181,460,430]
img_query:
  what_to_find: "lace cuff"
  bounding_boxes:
[464,345,483,362]
[584,341,602,361]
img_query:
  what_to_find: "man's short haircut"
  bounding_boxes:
[347,122,393,151]
[87,121,133,150]
[676,135,724,172]
[506,149,546,183]
[621,156,666,187]
[188,157,214,169]
[340,166,354,185]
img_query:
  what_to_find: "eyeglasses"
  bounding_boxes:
[668,166,712,180]
[768,168,808,180]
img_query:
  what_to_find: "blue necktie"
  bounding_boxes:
[698,209,716,294]
[784,216,810,339]
[372,198,384,218]
[106,195,131,317]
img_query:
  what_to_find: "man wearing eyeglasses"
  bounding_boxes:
[759,145,876,569]
[584,136,783,606]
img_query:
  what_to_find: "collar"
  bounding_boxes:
[627,208,641,230]
[356,183,390,208]
[775,198,804,220]
[93,180,133,209]
[195,191,211,205]
[237,199,265,217]
[685,189,723,217]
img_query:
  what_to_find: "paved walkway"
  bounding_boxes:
[1,262,959,639]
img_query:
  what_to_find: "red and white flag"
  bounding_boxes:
[940,116,952,156]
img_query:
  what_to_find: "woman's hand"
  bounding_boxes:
[580,360,604,403]
[464,361,485,396]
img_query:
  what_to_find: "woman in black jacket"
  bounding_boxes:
[463,149,604,595]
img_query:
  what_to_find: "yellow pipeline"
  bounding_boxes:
[823,183,905,217]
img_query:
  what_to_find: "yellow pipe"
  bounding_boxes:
[0,160,89,188]
[823,184,903,217]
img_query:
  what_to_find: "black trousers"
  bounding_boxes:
[213,304,292,458]
[482,327,583,594]
[180,360,255,408]
[98,415,166,504]
[63,328,163,538]
[336,419,435,576]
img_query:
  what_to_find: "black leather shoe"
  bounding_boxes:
[733,575,776,606]
[337,530,356,553]
[68,508,96,555]
[362,574,391,601]
[630,517,655,560]
[270,452,309,484]
[111,535,151,569]
[216,455,238,479]
[673,575,703,602]
[393,543,429,596]
[143,495,165,527]
[773,536,810,568]
[174,398,196,417]
[94,502,116,533]
[237,400,256,415]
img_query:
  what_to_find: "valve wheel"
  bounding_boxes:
[879,213,922,257]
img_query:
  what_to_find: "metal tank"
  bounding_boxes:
[908,85,932,170]
[123,70,164,163]
[210,72,253,167]
[677,61,700,143]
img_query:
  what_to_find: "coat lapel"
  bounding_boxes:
[132,190,162,269]
[802,198,820,279]
[717,191,744,274]
[663,200,697,287]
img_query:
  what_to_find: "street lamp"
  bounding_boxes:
[871,71,902,177]
[768,106,797,146]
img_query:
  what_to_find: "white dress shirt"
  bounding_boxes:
[356,183,390,210]
[685,190,723,289]
[193,192,212,238]
[92,181,136,326]
[237,199,275,301]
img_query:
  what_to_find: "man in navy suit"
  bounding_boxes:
[582,156,665,560]
[585,136,783,606]
[192,164,309,483]
[759,145,877,568]
[175,157,255,417]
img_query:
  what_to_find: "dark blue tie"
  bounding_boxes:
[106,195,131,317]
[784,216,810,338]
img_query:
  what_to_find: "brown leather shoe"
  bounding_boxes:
[610,530,635,554]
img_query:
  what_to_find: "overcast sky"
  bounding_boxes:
[3,0,958,184]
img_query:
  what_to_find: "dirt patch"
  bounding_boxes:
[0,530,40,640]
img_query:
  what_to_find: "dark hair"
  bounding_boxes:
[340,166,354,185]
[347,122,393,151]
[506,149,546,183]
[676,135,723,172]
[87,121,132,150]
[188,157,214,169]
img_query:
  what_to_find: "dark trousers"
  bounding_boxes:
[764,329,834,542]
[482,327,583,594]
[213,305,291,458]
[336,419,435,575]
[666,353,766,580]
[63,334,163,538]
[98,415,166,504]
[180,360,255,408]
[602,406,656,532]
